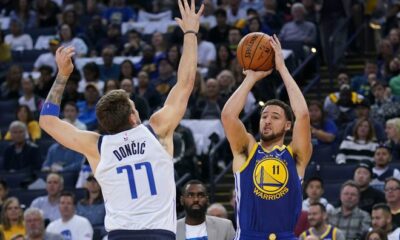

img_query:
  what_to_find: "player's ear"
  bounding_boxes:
[285,121,291,131]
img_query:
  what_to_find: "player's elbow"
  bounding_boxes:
[39,116,55,131]
[295,110,310,122]
[221,110,236,125]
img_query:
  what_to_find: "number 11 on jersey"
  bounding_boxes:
[116,162,157,199]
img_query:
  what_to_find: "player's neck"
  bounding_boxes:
[185,216,206,226]
[260,139,284,151]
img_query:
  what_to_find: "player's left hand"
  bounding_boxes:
[175,0,204,33]
[243,69,273,82]
[55,46,75,77]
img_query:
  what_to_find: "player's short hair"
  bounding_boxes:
[96,89,132,134]
[309,202,326,213]
[261,99,294,123]
[181,180,207,195]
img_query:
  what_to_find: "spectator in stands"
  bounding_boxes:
[216,70,235,105]
[227,27,242,55]
[101,0,136,25]
[377,40,394,84]
[0,180,8,211]
[371,203,400,240]
[18,77,44,117]
[0,197,25,240]
[186,71,207,118]
[336,118,379,164]
[242,16,272,35]
[353,161,386,213]
[343,99,386,143]
[30,173,63,222]
[177,180,235,240]
[77,83,100,130]
[4,19,33,51]
[299,203,345,240]
[85,15,107,55]
[3,121,42,172]
[35,0,61,28]
[302,177,335,214]
[0,64,23,100]
[33,38,60,75]
[135,71,162,112]
[135,44,159,80]
[61,73,83,107]
[173,124,197,178]
[61,9,84,36]
[59,24,88,57]
[207,203,228,219]
[9,0,37,29]
[166,44,181,71]
[0,30,11,70]
[329,180,371,239]
[46,192,93,239]
[151,32,167,58]
[200,0,216,28]
[371,82,400,126]
[208,8,230,44]
[122,29,145,57]
[207,44,233,78]
[389,70,400,97]
[372,145,400,191]
[78,62,104,94]
[98,46,120,81]
[103,79,119,94]
[4,105,41,142]
[42,141,84,173]
[351,61,378,96]
[76,175,105,227]
[384,178,400,226]
[154,58,177,101]
[197,27,217,68]
[308,100,337,147]
[279,3,316,45]
[226,0,246,25]
[0,0,14,16]
[24,207,63,240]
[385,118,400,161]
[259,0,283,34]
[193,78,222,119]
[97,23,124,55]
[118,59,136,82]
[62,101,87,130]
[35,66,54,98]
[366,229,389,240]
[120,78,150,120]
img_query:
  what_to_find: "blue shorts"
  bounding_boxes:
[236,230,296,240]
[108,229,175,240]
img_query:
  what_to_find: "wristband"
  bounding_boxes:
[40,102,60,116]
[184,30,198,36]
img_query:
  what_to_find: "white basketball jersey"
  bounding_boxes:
[95,124,176,233]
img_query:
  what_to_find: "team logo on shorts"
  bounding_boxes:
[253,157,289,200]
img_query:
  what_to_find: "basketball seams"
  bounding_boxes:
[254,34,274,71]
[248,33,263,70]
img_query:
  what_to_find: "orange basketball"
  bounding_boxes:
[236,32,275,71]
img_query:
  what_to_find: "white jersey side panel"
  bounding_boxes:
[95,124,176,233]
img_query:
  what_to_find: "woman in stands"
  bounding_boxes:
[166,44,181,71]
[0,197,25,240]
[385,117,400,161]
[308,100,338,147]
[118,59,137,82]
[18,76,44,118]
[103,79,120,94]
[4,105,41,142]
[207,44,233,78]
[76,175,105,227]
[336,118,379,164]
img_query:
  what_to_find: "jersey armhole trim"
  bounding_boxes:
[97,135,103,153]
[287,145,294,158]
[145,124,158,140]
[238,143,258,173]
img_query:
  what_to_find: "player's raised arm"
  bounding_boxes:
[39,47,100,166]
[149,0,204,138]
[270,35,312,172]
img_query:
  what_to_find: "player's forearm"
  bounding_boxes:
[222,77,255,118]
[176,34,198,94]
[279,67,309,119]
[45,74,69,105]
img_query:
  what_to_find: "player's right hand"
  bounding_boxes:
[243,69,273,82]
[269,35,285,72]
[175,0,204,33]
[55,46,75,77]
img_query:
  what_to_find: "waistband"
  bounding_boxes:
[236,230,296,240]
[108,229,175,240]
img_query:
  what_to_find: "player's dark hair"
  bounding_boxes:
[261,99,294,123]
[181,180,207,195]
[96,89,133,134]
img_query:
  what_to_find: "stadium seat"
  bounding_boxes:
[1,171,33,188]
[0,113,15,133]
[0,99,18,112]
[319,164,356,184]
[310,145,335,164]
[0,140,10,168]
[25,27,57,42]
[323,182,342,205]
[8,188,47,208]
[37,138,56,159]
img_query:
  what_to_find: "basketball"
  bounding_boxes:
[236,32,275,71]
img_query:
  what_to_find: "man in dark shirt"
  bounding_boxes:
[3,121,42,172]
[208,8,230,44]
[353,161,386,213]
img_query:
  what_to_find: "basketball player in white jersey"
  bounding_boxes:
[38,0,204,239]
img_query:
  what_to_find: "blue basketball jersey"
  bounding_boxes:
[234,143,302,240]
[301,225,339,240]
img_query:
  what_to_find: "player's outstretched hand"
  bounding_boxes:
[269,34,285,72]
[55,46,75,77]
[175,0,204,33]
[243,69,273,82]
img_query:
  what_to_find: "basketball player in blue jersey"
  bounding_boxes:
[38,0,204,239]
[221,35,312,240]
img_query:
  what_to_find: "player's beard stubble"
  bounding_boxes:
[260,127,286,142]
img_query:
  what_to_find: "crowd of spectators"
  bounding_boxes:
[1,0,400,239]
